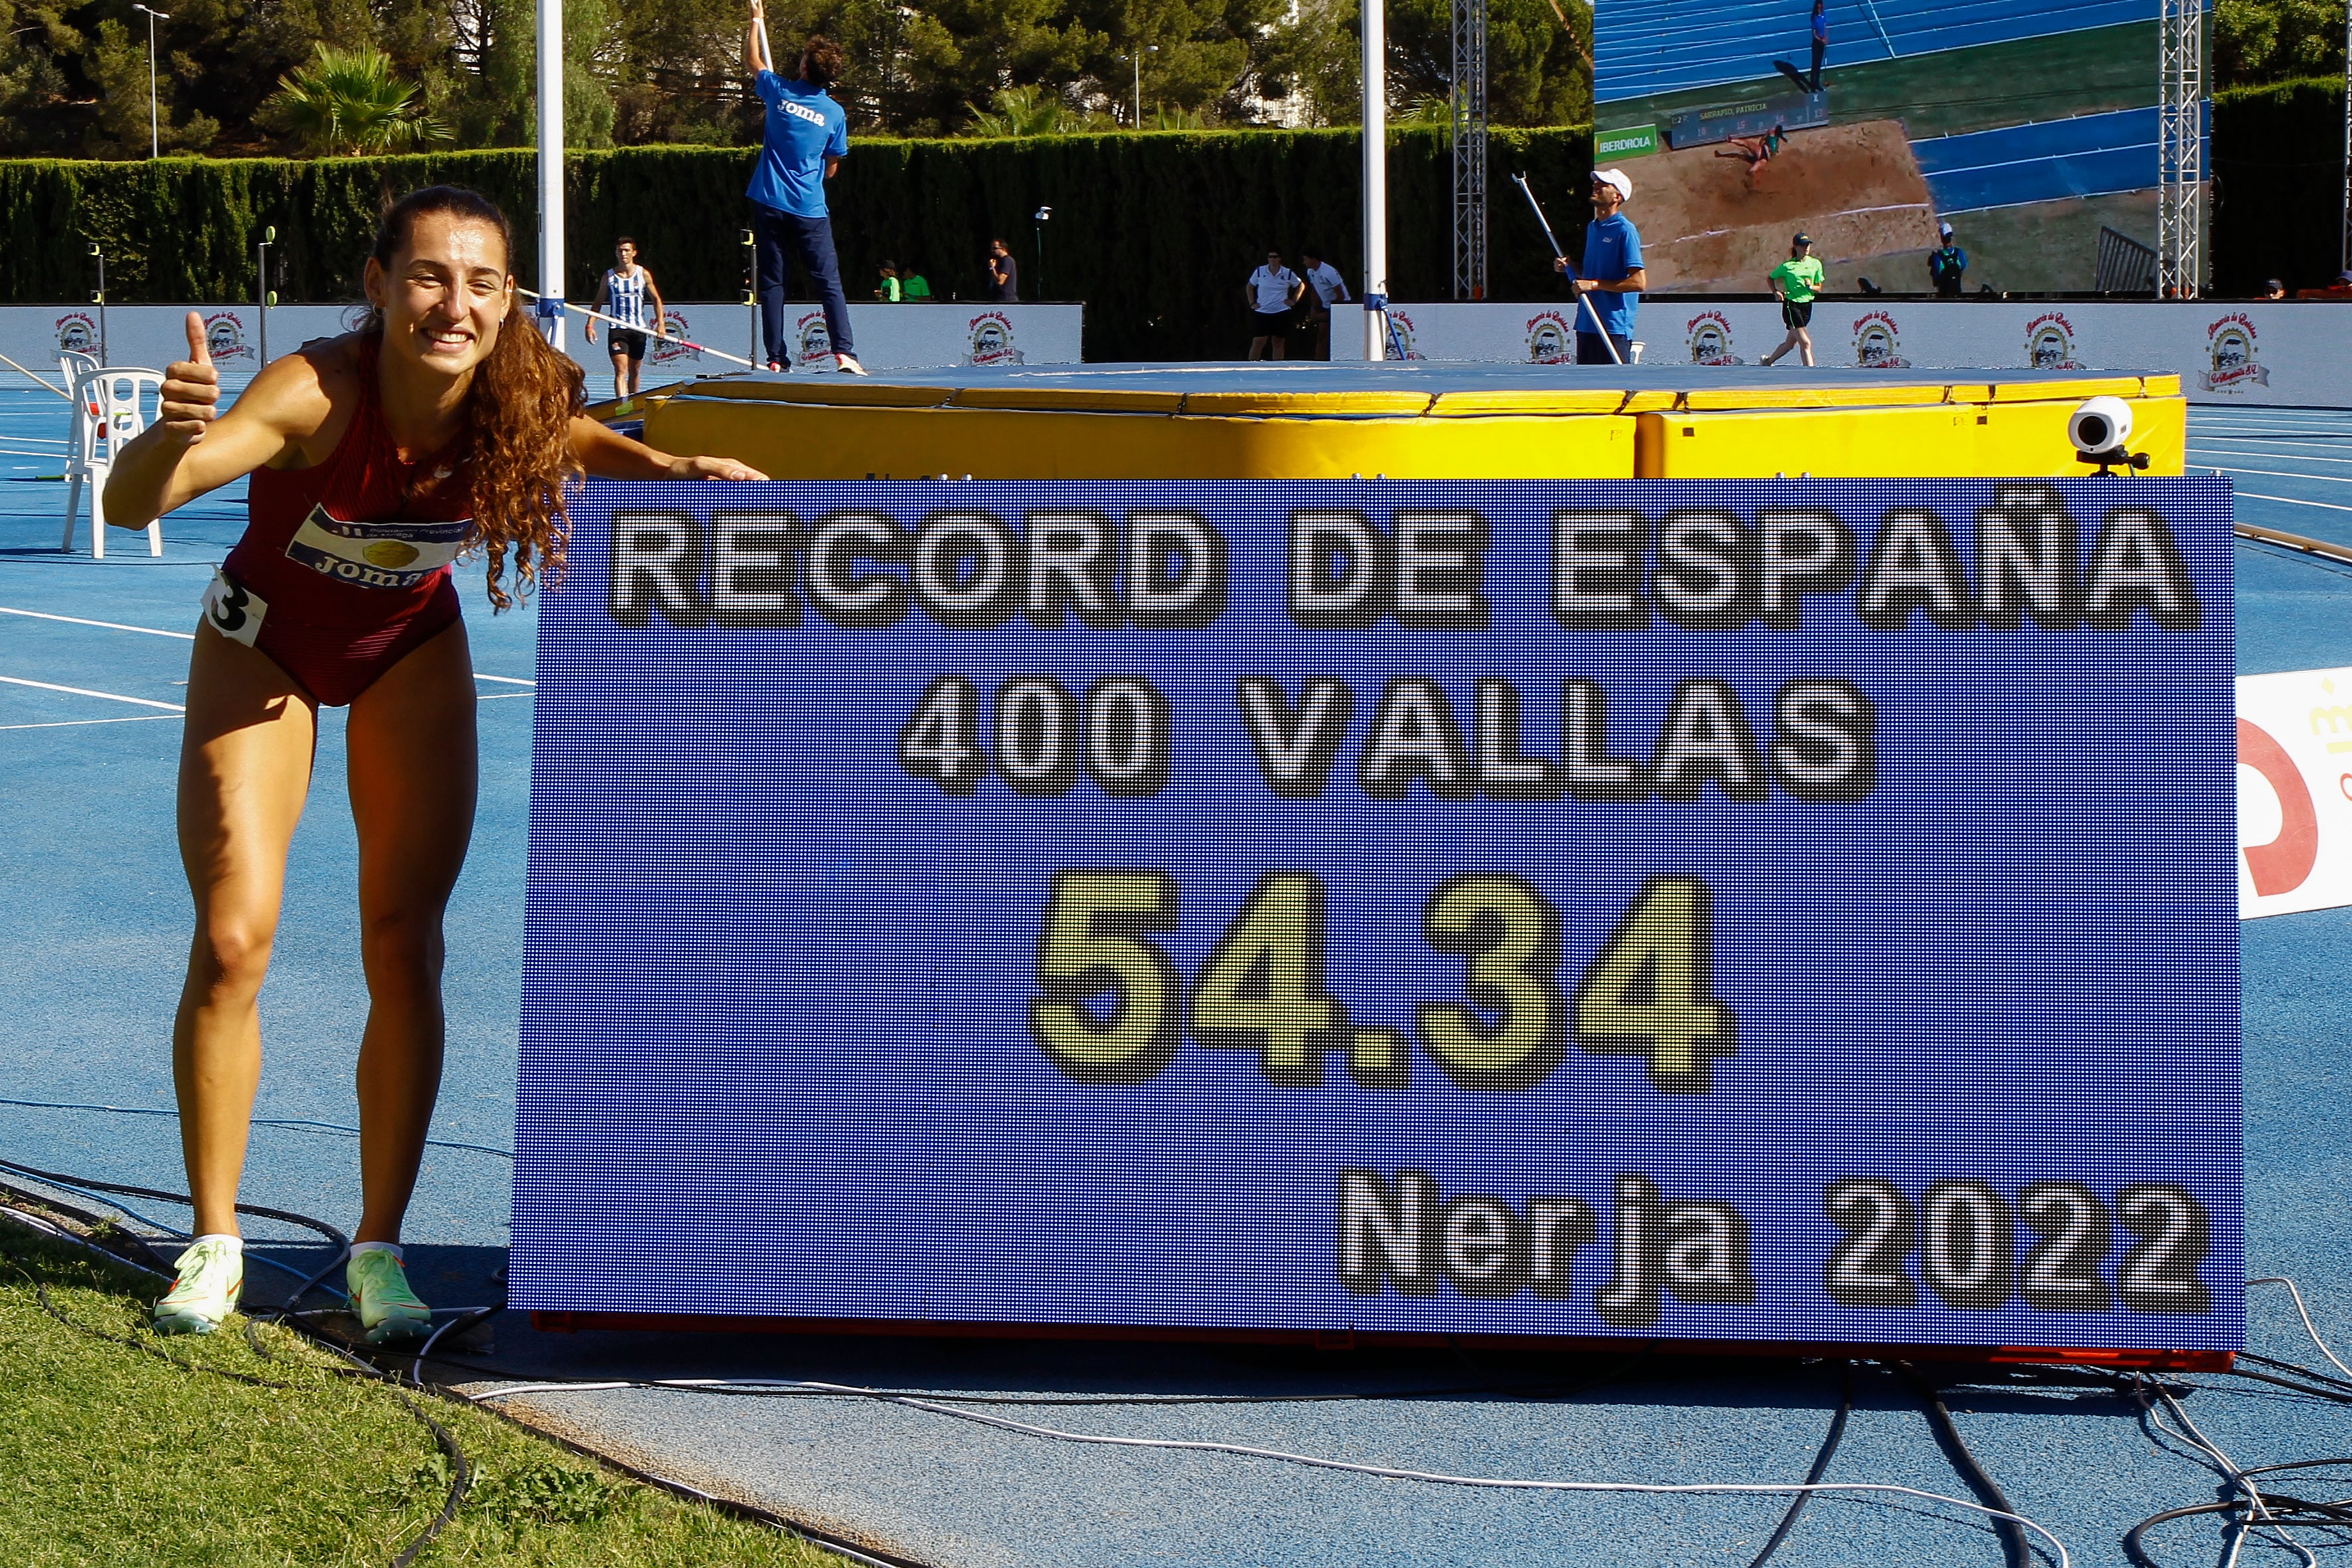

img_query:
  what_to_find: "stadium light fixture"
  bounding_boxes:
[1129,44,1156,129]
[131,5,169,161]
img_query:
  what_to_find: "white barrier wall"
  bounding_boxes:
[2,301,1083,386]
[1336,299,2351,406]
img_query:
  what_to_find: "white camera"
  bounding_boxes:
[2069,396,2134,457]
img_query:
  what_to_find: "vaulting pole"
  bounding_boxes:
[1362,0,1387,360]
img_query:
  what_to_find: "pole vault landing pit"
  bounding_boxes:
[619,361,2186,481]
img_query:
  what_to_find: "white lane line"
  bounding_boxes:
[0,605,195,640]
[2203,465,2352,486]
[0,674,185,711]
[2238,491,2352,515]
[2189,431,2352,446]
[479,691,534,702]
[474,672,536,686]
[0,713,181,732]
[2189,446,2352,467]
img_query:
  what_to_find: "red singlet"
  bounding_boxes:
[201,335,475,707]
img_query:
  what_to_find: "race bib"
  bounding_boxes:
[200,570,267,647]
[282,504,470,591]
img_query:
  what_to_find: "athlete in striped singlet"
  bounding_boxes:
[104,187,767,1342]
[587,237,666,404]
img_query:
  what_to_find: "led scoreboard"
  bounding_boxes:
[514,478,2241,1361]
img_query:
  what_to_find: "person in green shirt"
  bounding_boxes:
[1762,232,1826,367]
[874,260,902,301]
[900,265,931,300]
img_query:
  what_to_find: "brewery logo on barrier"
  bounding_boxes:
[2202,314,2268,392]
[1385,310,1426,361]
[53,313,97,356]
[1524,311,1572,364]
[967,311,1024,366]
[649,310,696,364]
[1685,311,1742,366]
[1850,310,1909,368]
[796,311,834,362]
[2023,312,2084,371]
[203,313,254,362]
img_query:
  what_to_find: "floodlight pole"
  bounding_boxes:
[2342,0,2350,272]
[132,4,168,160]
[536,0,566,349]
[1130,44,1155,127]
[257,225,274,364]
[1362,0,1388,359]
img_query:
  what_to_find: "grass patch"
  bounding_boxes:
[0,1221,846,1568]
[1608,21,2162,141]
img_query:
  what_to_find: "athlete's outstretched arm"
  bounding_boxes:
[106,313,329,530]
[568,416,769,482]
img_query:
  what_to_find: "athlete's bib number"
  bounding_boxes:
[201,571,268,648]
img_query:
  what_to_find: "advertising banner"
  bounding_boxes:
[514,477,2240,1357]
[0,302,1083,390]
[1335,299,2352,408]
[2238,666,2352,918]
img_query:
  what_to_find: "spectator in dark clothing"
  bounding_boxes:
[1928,222,1968,296]
[1809,0,1826,88]
[986,240,1018,301]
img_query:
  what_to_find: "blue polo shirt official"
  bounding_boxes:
[1581,213,1643,337]
[747,72,848,218]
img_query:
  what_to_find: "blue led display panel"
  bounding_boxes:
[513,477,2240,1354]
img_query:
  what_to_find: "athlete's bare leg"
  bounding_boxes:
[174,625,319,1238]
[610,349,628,404]
[345,621,479,1245]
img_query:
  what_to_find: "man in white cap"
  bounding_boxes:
[1553,168,1645,364]
[1928,222,1968,296]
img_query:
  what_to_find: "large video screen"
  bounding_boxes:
[513,477,2240,1356]
[1591,0,2206,295]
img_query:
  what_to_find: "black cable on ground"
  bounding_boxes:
[1892,1362,2033,1568]
[2124,1459,2352,1567]
[2239,1352,2352,1393]
[0,1154,350,1249]
[0,1189,461,1567]
[1746,1362,1853,1568]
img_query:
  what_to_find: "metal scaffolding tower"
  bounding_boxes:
[1451,0,1488,299]
[2156,0,2203,297]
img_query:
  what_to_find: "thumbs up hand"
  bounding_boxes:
[160,310,220,443]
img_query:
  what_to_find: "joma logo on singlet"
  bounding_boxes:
[782,100,827,127]
[283,504,470,591]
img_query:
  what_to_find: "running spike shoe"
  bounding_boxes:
[834,352,869,376]
[153,1237,243,1336]
[348,1249,433,1345]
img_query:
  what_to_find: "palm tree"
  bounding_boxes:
[965,85,1091,137]
[261,45,451,157]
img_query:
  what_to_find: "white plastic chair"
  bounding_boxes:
[62,366,164,559]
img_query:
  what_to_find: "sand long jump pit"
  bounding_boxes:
[1639,120,1940,291]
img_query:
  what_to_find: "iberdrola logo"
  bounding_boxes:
[1685,311,1741,365]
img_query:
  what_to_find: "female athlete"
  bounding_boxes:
[105,186,767,1340]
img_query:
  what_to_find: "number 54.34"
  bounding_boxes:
[1029,871,1735,1095]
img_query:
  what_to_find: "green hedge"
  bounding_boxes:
[0,127,1596,361]
[2212,79,2347,295]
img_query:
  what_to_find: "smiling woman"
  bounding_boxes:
[97,185,767,1348]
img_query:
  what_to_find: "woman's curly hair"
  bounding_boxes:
[368,185,584,611]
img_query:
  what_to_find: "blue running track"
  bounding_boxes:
[5,380,2352,1568]
[1912,104,2208,212]
[1597,0,2156,104]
